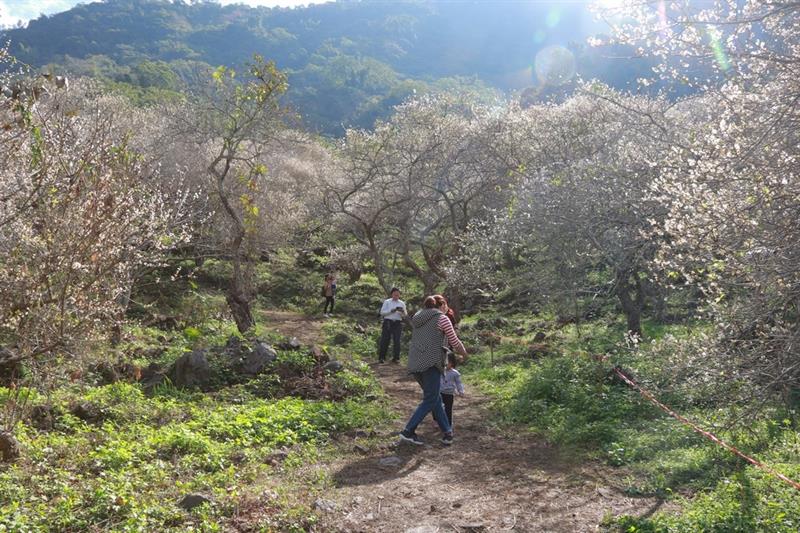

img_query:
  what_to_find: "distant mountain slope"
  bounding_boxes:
[2,0,651,135]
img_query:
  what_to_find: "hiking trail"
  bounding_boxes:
[265,311,671,532]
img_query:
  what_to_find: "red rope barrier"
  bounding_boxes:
[609,365,800,492]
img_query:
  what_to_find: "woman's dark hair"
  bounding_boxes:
[423,294,447,309]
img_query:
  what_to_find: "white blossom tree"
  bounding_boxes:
[0,77,187,442]
[601,0,800,403]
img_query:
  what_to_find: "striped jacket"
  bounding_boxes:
[407,308,465,374]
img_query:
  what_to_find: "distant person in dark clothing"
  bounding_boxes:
[322,273,336,316]
[378,287,406,363]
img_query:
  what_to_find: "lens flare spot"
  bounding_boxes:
[534,45,576,86]
[707,28,731,71]
[545,9,560,28]
[533,29,546,44]
[657,0,667,30]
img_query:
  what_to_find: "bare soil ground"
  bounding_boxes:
[260,309,325,346]
[320,364,671,533]
[254,311,670,532]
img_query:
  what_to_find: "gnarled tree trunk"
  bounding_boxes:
[614,267,644,337]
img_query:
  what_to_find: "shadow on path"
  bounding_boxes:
[321,364,674,533]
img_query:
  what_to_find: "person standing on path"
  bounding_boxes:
[440,352,465,429]
[322,273,337,317]
[378,287,407,363]
[400,294,467,446]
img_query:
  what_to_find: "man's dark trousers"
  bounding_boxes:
[379,319,402,362]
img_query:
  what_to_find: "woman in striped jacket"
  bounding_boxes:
[399,294,467,446]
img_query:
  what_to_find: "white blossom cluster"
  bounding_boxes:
[0,78,188,375]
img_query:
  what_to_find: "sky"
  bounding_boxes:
[0,0,331,28]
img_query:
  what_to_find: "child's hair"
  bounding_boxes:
[423,294,447,309]
[447,352,458,368]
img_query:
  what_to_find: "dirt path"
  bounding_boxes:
[256,310,667,531]
[260,309,325,346]
[320,364,669,533]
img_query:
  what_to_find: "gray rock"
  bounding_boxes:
[178,493,212,511]
[139,362,166,393]
[0,431,20,462]
[313,498,337,512]
[533,331,547,342]
[332,332,351,345]
[279,337,302,350]
[323,360,344,373]
[242,342,277,375]
[168,350,211,388]
[354,444,369,454]
[378,456,403,467]
[29,405,56,431]
[223,335,243,358]
[71,402,102,423]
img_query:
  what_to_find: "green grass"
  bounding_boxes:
[0,252,393,532]
[460,311,800,532]
[0,380,387,532]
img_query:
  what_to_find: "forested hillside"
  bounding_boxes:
[1,0,651,134]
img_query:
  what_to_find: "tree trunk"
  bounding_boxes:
[448,287,463,324]
[366,235,390,293]
[643,277,667,322]
[227,286,255,334]
[228,234,255,334]
[0,347,21,387]
[110,279,133,347]
[614,268,643,337]
[423,276,439,296]
[372,249,390,293]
